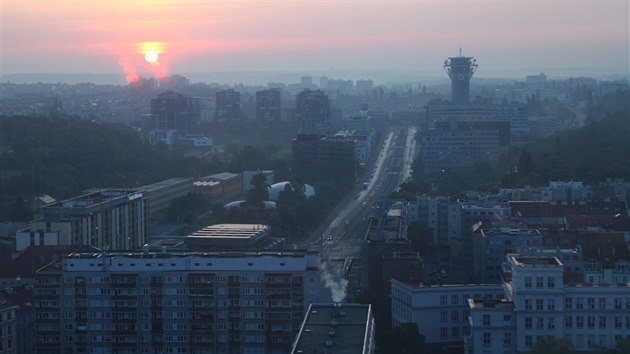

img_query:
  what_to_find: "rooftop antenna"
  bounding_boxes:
[459,47,462,56]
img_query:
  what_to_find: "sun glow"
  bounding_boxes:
[144,50,159,63]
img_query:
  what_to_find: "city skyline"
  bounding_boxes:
[2,0,628,82]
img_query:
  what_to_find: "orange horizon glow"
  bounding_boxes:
[2,1,628,78]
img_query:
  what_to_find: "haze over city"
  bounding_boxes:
[2,0,629,84]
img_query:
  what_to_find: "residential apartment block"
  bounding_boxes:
[34,250,328,354]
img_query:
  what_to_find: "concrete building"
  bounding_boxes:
[1,286,35,354]
[194,173,243,203]
[150,91,201,133]
[443,52,477,104]
[137,177,193,221]
[466,254,630,353]
[0,293,18,354]
[426,102,528,137]
[290,303,375,354]
[215,89,241,121]
[34,249,328,354]
[296,89,331,134]
[420,122,506,172]
[256,89,281,121]
[355,79,374,95]
[391,280,504,348]
[292,134,356,167]
[472,228,543,283]
[16,189,148,251]
[183,224,283,250]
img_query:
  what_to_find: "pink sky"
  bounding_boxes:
[1,0,628,79]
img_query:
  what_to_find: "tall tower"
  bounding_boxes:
[443,49,477,104]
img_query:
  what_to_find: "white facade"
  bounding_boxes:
[467,254,630,353]
[390,280,504,345]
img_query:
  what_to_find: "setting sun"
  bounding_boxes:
[144,50,159,63]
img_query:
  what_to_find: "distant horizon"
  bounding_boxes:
[2,66,628,86]
[2,1,628,83]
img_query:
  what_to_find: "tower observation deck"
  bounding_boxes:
[443,50,477,104]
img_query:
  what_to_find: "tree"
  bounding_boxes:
[517,148,533,179]
[246,172,270,206]
[528,336,574,354]
[379,322,425,354]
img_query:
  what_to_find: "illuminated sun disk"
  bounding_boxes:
[145,51,159,63]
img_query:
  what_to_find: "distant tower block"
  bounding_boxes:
[443,49,478,104]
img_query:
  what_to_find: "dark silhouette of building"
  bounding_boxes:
[215,89,241,121]
[296,89,331,134]
[256,88,281,121]
[149,91,200,132]
[443,50,477,104]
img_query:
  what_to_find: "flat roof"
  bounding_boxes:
[187,224,268,239]
[292,303,372,354]
[511,255,562,266]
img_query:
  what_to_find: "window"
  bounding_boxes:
[576,298,584,309]
[525,277,532,288]
[614,316,622,329]
[503,314,511,322]
[587,298,595,309]
[503,333,512,346]
[548,299,555,310]
[599,298,606,310]
[587,316,595,329]
[614,298,622,310]
[548,317,555,329]
[536,277,543,288]
[599,316,606,329]
[536,299,543,310]
[576,316,584,328]
[565,316,573,328]
[440,295,448,305]
[483,333,491,346]
[525,317,532,329]
[536,317,544,329]
[440,327,448,339]
[440,311,448,323]
[451,311,459,322]
[525,299,532,310]
[483,314,490,326]
[451,327,459,339]
[547,277,555,288]
[565,297,572,309]
[525,335,533,347]
[451,295,458,305]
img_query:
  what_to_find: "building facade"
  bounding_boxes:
[34,250,327,354]
[256,89,281,121]
[295,90,331,134]
[17,189,148,251]
[467,254,630,353]
[215,89,241,121]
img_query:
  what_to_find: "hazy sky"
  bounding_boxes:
[1,0,628,80]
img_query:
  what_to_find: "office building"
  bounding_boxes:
[256,89,281,121]
[34,249,328,354]
[290,303,375,354]
[215,89,241,121]
[136,177,192,221]
[194,173,243,203]
[1,286,35,354]
[16,189,148,251]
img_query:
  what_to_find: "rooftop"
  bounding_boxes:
[44,189,141,209]
[291,303,373,354]
[510,255,562,266]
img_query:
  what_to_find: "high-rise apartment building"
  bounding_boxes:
[215,89,241,121]
[256,89,281,121]
[295,90,331,134]
[34,249,328,354]
[150,91,201,132]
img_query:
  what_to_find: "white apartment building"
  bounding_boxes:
[467,254,630,354]
[34,250,329,354]
[390,280,504,346]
